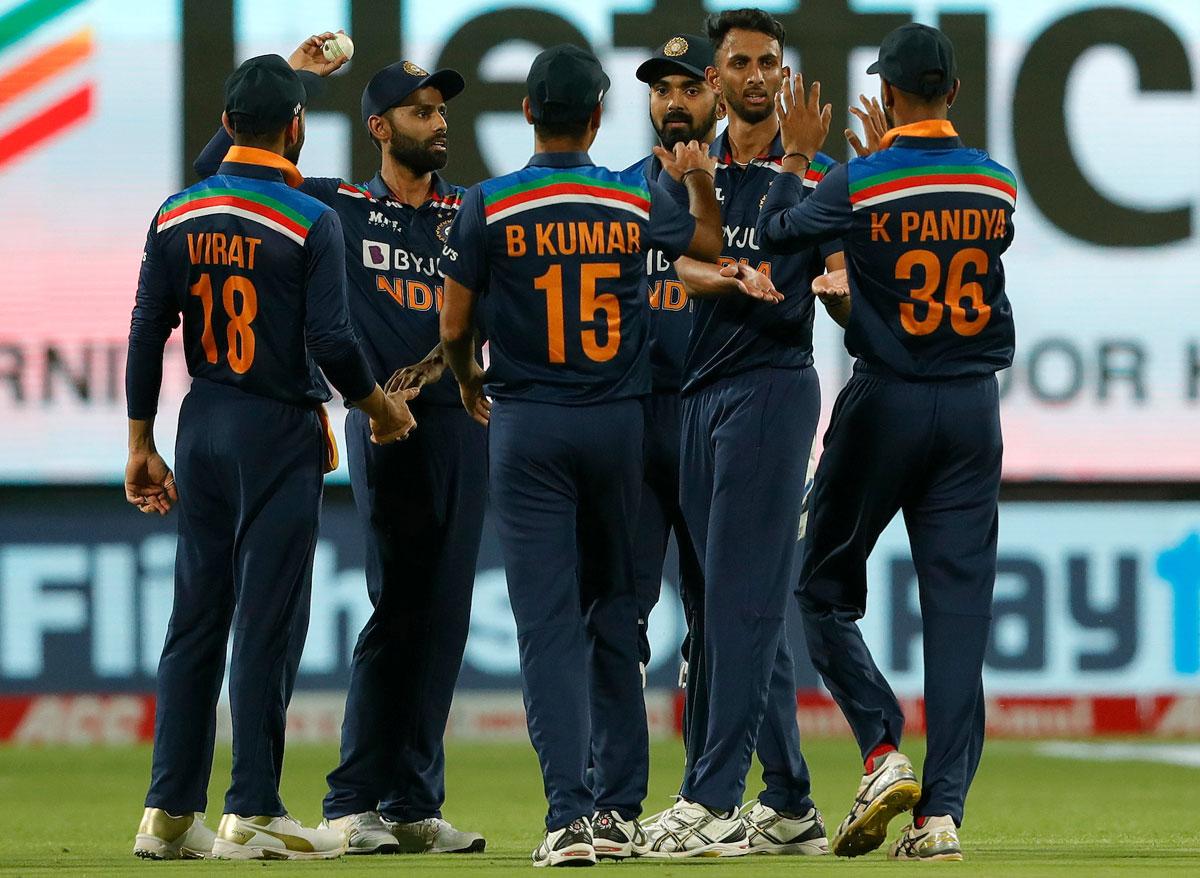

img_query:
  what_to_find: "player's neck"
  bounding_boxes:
[533,137,591,156]
[379,158,434,207]
[725,114,778,164]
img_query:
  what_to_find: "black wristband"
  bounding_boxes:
[782,152,812,165]
[681,167,715,182]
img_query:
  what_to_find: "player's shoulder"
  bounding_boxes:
[155,173,334,246]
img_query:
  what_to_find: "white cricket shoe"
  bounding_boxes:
[133,808,215,859]
[211,813,346,860]
[321,811,399,855]
[742,800,830,855]
[832,750,921,857]
[384,816,486,853]
[889,815,963,861]
[591,809,648,859]
[532,816,595,867]
[641,798,749,858]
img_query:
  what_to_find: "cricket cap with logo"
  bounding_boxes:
[224,54,314,127]
[526,44,610,123]
[635,33,713,83]
[867,22,957,97]
[361,60,466,123]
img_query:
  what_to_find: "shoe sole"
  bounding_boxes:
[748,840,830,856]
[431,838,487,854]
[346,842,401,855]
[211,839,346,861]
[891,851,964,861]
[640,841,749,859]
[132,835,207,860]
[833,780,921,858]
[533,843,597,867]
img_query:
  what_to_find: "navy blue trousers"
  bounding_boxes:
[324,404,486,822]
[490,398,647,831]
[145,381,323,817]
[679,367,821,814]
[797,367,1002,826]
[633,391,702,667]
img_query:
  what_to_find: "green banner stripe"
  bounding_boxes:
[849,164,1015,194]
[162,186,312,229]
[485,172,649,205]
[0,0,87,46]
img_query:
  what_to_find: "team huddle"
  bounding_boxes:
[124,6,1015,868]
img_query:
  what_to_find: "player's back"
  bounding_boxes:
[461,160,655,404]
[844,135,1016,380]
[153,170,334,405]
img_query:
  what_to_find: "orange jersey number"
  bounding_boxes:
[189,272,259,373]
[896,247,990,337]
[534,262,622,364]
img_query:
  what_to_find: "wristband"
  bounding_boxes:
[782,152,812,166]
[681,167,715,182]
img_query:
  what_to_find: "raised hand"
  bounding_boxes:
[845,94,889,157]
[719,262,784,304]
[812,268,849,304]
[287,30,351,77]
[775,73,832,162]
[654,140,717,183]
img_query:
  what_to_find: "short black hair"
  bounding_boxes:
[704,8,786,51]
[227,111,289,140]
[534,117,591,141]
[892,72,953,106]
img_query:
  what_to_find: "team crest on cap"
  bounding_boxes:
[403,61,429,77]
[663,36,689,56]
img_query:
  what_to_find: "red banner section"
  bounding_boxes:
[2,692,1199,745]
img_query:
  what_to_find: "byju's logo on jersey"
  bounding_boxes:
[363,240,390,270]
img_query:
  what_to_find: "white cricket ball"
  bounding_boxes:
[322,33,354,62]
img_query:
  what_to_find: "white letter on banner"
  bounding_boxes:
[0,546,89,678]
[93,545,137,676]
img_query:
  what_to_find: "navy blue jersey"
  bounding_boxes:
[681,132,839,395]
[443,151,696,405]
[631,154,693,394]
[127,147,374,419]
[758,121,1016,379]
[196,130,469,406]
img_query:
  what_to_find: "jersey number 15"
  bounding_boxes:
[534,262,622,364]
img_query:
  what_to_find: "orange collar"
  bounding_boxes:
[223,146,304,188]
[879,119,957,150]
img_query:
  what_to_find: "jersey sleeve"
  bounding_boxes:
[303,209,376,402]
[647,177,697,262]
[440,184,489,292]
[757,161,853,253]
[125,216,181,420]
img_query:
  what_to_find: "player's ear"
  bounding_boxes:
[221,111,234,139]
[522,97,535,126]
[946,78,961,109]
[589,103,603,134]
[367,113,389,144]
[881,80,895,109]
[705,65,720,93]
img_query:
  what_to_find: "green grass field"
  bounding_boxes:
[0,738,1196,876]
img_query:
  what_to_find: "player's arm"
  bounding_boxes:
[304,209,418,442]
[817,251,851,328]
[674,257,783,303]
[652,141,722,261]
[438,185,490,425]
[125,218,181,516]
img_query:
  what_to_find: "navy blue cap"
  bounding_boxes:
[636,33,713,83]
[361,60,465,123]
[224,55,308,127]
[867,23,957,97]
[526,44,610,124]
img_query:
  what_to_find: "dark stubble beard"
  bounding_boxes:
[654,104,719,150]
[723,89,774,125]
[387,130,447,175]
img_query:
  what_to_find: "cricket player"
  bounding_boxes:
[758,23,1016,862]
[128,55,415,861]
[193,36,487,855]
[439,44,722,867]
[643,9,840,857]
[631,32,829,857]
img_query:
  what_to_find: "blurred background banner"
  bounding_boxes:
[0,0,1198,739]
